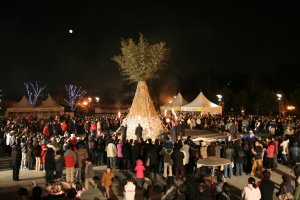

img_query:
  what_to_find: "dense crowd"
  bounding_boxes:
[1,113,300,200]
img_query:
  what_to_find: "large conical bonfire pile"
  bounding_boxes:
[112,34,169,140]
[125,81,164,139]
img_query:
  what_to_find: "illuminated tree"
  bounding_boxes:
[24,82,46,106]
[64,84,87,111]
[112,34,169,139]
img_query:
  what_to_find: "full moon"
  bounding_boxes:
[69,29,73,34]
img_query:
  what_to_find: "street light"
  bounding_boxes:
[287,105,295,111]
[216,94,223,102]
[276,93,282,101]
[276,93,284,115]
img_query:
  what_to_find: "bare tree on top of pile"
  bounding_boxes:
[112,33,169,139]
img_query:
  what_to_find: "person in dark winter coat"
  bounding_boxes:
[132,140,141,169]
[122,140,132,170]
[33,142,41,171]
[259,170,275,200]
[121,125,127,139]
[11,144,22,181]
[55,150,64,180]
[135,124,143,140]
[172,146,185,180]
[222,143,235,178]
[185,175,197,200]
[26,142,34,170]
[234,144,245,176]
[44,145,56,183]
[148,145,159,184]
[276,175,295,197]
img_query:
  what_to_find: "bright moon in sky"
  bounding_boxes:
[69,29,73,34]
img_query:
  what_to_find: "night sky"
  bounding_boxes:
[0,2,300,101]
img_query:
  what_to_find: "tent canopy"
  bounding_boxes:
[181,92,222,114]
[7,96,33,112]
[36,95,64,111]
[6,95,64,118]
[161,93,188,112]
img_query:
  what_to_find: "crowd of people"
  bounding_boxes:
[1,113,300,199]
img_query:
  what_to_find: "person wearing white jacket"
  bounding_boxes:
[106,140,117,169]
[124,179,136,200]
[181,142,190,166]
[242,177,261,200]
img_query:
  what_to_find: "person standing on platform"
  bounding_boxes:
[11,144,22,181]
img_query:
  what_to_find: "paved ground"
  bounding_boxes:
[0,130,295,199]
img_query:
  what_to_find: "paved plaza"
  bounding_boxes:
[0,130,295,199]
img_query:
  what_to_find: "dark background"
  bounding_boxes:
[0,1,300,114]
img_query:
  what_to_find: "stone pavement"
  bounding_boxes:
[0,152,296,200]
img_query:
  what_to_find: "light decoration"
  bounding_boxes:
[24,82,46,106]
[166,118,170,123]
[118,111,121,118]
[82,101,88,106]
[64,84,87,111]
[95,97,100,102]
[88,97,92,102]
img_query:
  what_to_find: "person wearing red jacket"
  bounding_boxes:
[265,140,275,170]
[135,159,145,188]
[40,142,48,170]
[43,124,50,137]
[90,121,97,135]
[61,121,68,133]
[64,145,77,183]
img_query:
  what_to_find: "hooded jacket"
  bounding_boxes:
[135,160,145,178]
[124,181,136,200]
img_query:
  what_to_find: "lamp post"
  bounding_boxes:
[276,93,283,116]
[216,94,224,112]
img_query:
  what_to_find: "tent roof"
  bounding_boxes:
[182,92,220,108]
[162,93,188,108]
[10,96,32,108]
[38,95,64,108]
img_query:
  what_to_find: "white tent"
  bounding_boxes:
[6,96,33,112]
[36,95,64,112]
[6,95,64,119]
[181,92,222,114]
[160,93,188,112]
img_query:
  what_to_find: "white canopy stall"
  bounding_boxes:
[6,95,64,119]
[181,92,222,115]
[160,93,188,112]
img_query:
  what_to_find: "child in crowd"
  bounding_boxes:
[135,159,145,188]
